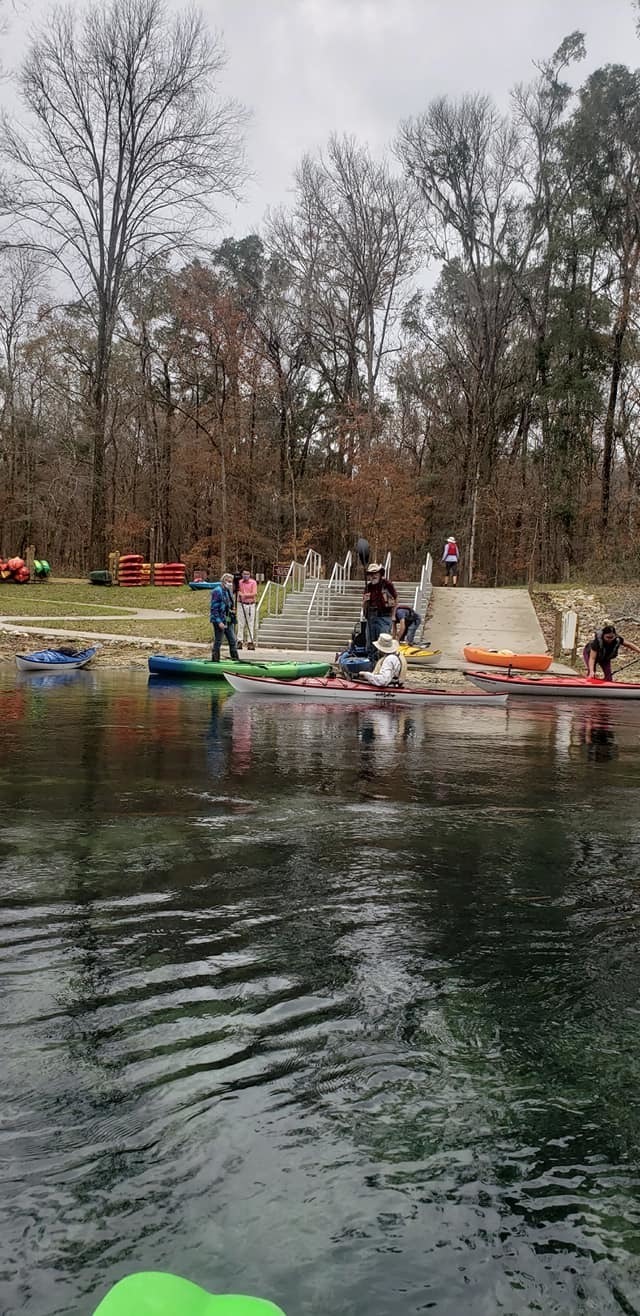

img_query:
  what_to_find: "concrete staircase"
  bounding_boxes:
[257,578,423,652]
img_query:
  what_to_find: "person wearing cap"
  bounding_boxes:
[359,633,408,687]
[442,536,460,585]
[237,568,258,650]
[363,562,397,657]
[583,622,640,681]
[209,572,239,662]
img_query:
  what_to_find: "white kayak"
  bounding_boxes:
[467,669,640,699]
[223,672,508,705]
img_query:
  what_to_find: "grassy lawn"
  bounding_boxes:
[0,581,209,615]
[74,617,211,641]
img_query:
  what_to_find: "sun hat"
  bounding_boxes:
[373,633,399,654]
[446,536,456,542]
[366,562,383,573]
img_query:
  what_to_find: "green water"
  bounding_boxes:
[2,671,640,1316]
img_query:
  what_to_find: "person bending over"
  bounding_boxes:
[583,622,640,681]
[394,604,422,646]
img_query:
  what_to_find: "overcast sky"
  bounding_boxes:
[2,0,639,236]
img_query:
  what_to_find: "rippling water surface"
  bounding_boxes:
[2,672,640,1315]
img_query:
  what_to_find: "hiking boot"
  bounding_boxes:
[237,641,243,650]
[248,643,256,650]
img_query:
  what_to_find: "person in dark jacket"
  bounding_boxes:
[583,622,640,681]
[394,604,422,646]
[210,572,239,662]
[363,563,397,658]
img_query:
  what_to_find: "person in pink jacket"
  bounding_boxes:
[237,568,258,649]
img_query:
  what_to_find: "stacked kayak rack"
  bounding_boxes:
[118,554,144,586]
[154,562,186,586]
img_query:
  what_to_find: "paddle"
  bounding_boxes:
[92,1272,287,1316]
[583,655,640,681]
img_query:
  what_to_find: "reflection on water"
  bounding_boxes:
[2,673,640,1315]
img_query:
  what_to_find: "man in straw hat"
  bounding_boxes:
[363,561,397,658]
[359,632,408,687]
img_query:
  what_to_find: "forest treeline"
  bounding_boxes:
[1,0,640,583]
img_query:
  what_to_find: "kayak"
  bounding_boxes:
[148,655,331,680]
[400,644,441,666]
[15,646,98,671]
[467,669,640,698]
[92,1271,286,1316]
[223,672,508,705]
[463,645,551,672]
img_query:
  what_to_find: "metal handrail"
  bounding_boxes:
[413,553,433,631]
[324,563,339,617]
[305,579,321,651]
[384,550,391,578]
[342,549,352,583]
[303,548,322,579]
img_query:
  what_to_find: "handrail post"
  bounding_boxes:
[306,580,320,651]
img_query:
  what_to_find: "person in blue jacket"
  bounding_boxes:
[210,572,240,662]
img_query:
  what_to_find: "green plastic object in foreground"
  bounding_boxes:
[92,1271,287,1316]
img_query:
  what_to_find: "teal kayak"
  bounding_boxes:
[148,655,331,680]
[92,1272,286,1316]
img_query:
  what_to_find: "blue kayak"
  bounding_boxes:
[15,646,99,671]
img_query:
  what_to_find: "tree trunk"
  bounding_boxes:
[600,323,624,536]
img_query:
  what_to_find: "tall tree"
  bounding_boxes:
[269,135,422,463]
[1,0,245,566]
[564,65,640,534]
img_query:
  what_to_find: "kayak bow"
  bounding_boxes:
[466,668,640,698]
[92,1271,286,1316]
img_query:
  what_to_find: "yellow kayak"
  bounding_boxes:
[399,644,441,666]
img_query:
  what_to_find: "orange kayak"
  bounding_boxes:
[463,646,552,672]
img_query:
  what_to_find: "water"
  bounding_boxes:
[2,672,640,1316]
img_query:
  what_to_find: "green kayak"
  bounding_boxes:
[92,1272,286,1316]
[148,655,331,680]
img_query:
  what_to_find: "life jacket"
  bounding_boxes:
[444,540,459,560]
[594,629,622,659]
[372,651,408,685]
[365,578,396,614]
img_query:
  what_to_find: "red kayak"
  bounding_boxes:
[467,669,640,699]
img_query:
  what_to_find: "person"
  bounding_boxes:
[583,622,640,681]
[442,536,460,586]
[210,572,239,662]
[359,633,408,687]
[363,563,397,657]
[394,604,422,646]
[236,568,258,650]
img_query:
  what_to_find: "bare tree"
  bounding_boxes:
[1,0,246,566]
[269,135,422,458]
[0,248,46,550]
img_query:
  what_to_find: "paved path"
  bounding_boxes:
[427,586,550,670]
[0,621,335,661]
[0,608,198,622]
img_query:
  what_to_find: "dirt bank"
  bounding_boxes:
[531,584,640,668]
[0,632,203,670]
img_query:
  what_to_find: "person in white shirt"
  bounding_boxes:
[360,633,408,686]
[237,568,258,649]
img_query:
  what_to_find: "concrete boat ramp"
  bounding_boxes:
[426,587,552,670]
